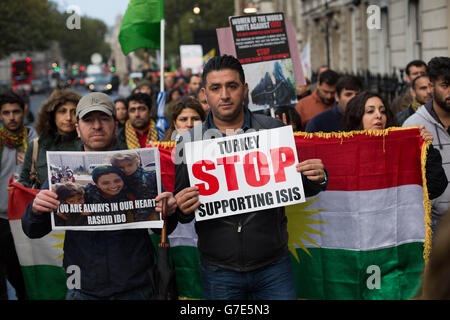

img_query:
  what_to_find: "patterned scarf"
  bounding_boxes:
[125,119,159,149]
[0,126,28,152]
[0,126,28,166]
[411,99,422,112]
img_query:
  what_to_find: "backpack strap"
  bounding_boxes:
[29,138,40,188]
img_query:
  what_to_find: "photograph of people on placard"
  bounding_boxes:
[46,148,163,231]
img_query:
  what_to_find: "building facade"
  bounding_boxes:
[237,0,449,78]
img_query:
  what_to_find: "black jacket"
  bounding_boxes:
[116,127,128,150]
[174,110,328,272]
[425,144,448,200]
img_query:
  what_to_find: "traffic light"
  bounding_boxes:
[52,62,60,72]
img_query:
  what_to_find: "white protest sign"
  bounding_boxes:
[185,126,305,221]
[180,45,204,74]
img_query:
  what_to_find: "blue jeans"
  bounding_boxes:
[66,284,154,300]
[200,254,297,300]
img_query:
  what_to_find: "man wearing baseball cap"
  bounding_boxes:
[21,92,178,300]
[75,92,118,151]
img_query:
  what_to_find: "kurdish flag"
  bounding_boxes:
[119,0,164,55]
[158,128,429,300]
[7,128,428,300]
[288,128,429,299]
[7,178,66,300]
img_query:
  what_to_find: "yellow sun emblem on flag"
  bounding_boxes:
[49,198,326,263]
[286,196,327,262]
[52,232,65,259]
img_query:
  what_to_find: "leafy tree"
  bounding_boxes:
[164,0,234,57]
[55,13,111,65]
[0,0,60,59]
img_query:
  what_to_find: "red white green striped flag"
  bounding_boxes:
[7,179,66,300]
[288,128,429,299]
[7,128,429,300]
[160,128,429,300]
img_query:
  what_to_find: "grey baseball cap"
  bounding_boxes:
[76,92,115,119]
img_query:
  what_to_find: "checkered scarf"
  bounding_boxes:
[125,119,159,149]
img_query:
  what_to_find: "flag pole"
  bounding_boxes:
[160,19,165,92]
[155,18,168,140]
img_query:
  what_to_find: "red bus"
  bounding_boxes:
[11,58,33,92]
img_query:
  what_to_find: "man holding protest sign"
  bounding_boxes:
[21,92,178,300]
[174,55,328,300]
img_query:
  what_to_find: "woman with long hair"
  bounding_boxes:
[343,91,447,201]
[19,89,81,188]
[163,96,206,141]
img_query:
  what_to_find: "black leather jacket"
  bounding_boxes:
[174,110,327,272]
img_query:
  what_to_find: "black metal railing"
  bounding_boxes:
[311,68,408,105]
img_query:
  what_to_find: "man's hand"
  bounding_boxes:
[16,151,25,166]
[175,186,200,215]
[296,159,326,183]
[32,190,60,215]
[275,113,288,125]
[155,192,177,217]
[419,125,433,143]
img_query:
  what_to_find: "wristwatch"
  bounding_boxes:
[319,170,328,185]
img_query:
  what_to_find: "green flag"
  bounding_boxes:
[119,0,164,55]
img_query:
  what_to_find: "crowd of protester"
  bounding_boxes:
[0,55,449,300]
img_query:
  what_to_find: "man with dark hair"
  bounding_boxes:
[403,57,450,237]
[295,69,339,130]
[187,74,202,96]
[306,75,362,132]
[405,60,428,83]
[0,92,37,300]
[396,75,433,125]
[391,60,427,114]
[21,92,177,299]
[174,55,328,300]
[117,92,159,149]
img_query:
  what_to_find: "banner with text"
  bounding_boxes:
[185,126,305,221]
[47,148,163,231]
[229,12,297,110]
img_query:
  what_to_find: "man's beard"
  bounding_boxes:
[317,90,334,105]
[84,137,116,151]
[417,94,432,105]
[212,104,243,123]
[132,118,150,130]
[434,90,450,113]
[5,123,23,134]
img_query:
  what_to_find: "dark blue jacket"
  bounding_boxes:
[21,152,177,298]
[305,103,343,133]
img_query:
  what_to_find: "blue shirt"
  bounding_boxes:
[207,106,252,135]
[305,103,343,133]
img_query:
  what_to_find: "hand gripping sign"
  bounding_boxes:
[185,126,305,221]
